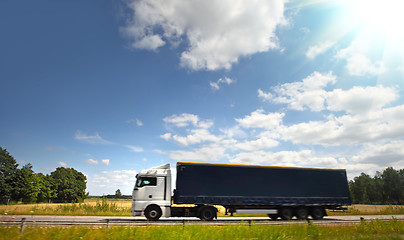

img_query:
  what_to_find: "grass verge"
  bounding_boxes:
[0,219,403,240]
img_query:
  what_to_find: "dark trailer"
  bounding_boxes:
[174,162,350,220]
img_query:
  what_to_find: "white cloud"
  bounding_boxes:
[279,105,404,146]
[344,53,384,76]
[131,35,165,50]
[326,86,398,114]
[230,150,339,168]
[172,128,220,146]
[74,131,114,145]
[343,163,381,180]
[256,71,402,147]
[160,133,172,141]
[351,140,404,166]
[210,77,235,90]
[335,39,385,76]
[343,141,404,178]
[235,137,279,151]
[87,169,138,195]
[259,72,398,115]
[220,125,247,139]
[100,159,110,166]
[127,118,144,126]
[257,89,273,101]
[306,41,335,59]
[85,158,110,166]
[58,162,67,167]
[236,109,284,129]
[136,119,144,126]
[197,120,214,129]
[126,145,144,152]
[258,71,336,111]
[85,158,98,165]
[122,0,287,71]
[166,144,228,161]
[163,113,199,127]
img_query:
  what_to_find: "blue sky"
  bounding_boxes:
[1,0,404,195]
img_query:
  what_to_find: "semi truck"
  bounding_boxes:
[131,162,351,221]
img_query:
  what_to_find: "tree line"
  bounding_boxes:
[0,147,87,204]
[2,146,404,205]
[349,167,404,204]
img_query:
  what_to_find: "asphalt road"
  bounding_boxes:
[1,215,403,227]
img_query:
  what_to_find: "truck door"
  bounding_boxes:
[134,177,157,201]
[134,176,166,201]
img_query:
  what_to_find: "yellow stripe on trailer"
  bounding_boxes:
[176,161,346,171]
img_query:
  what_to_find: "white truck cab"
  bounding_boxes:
[131,164,172,220]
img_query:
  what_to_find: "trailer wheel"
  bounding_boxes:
[268,214,278,221]
[199,206,216,221]
[280,207,293,220]
[145,205,162,221]
[295,207,309,220]
[310,207,325,220]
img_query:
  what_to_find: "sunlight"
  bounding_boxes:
[348,0,404,41]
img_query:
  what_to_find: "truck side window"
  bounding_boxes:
[136,177,157,188]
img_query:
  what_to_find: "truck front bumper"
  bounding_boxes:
[132,209,142,216]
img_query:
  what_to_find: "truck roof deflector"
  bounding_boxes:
[152,163,171,169]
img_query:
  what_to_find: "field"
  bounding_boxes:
[0,219,403,240]
[1,199,404,216]
[0,199,132,216]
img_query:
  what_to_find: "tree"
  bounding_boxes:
[349,173,373,204]
[368,171,383,204]
[36,173,57,203]
[115,189,122,198]
[51,167,87,202]
[381,167,404,204]
[1,148,87,204]
[14,163,42,203]
[0,147,19,203]
[349,167,404,204]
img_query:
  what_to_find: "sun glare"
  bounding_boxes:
[348,0,404,41]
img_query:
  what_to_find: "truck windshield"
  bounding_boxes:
[136,177,157,188]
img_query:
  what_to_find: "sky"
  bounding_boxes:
[1,0,404,196]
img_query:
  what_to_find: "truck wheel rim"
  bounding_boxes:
[150,210,158,218]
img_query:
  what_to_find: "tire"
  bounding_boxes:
[311,207,324,220]
[280,207,293,220]
[145,205,162,221]
[268,214,278,221]
[199,206,216,221]
[295,207,309,220]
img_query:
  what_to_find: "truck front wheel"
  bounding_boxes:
[145,205,162,221]
[199,206,216,221]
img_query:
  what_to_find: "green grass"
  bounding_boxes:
[0,219,403,240]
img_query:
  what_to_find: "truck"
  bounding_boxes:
[131,162,351,221]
